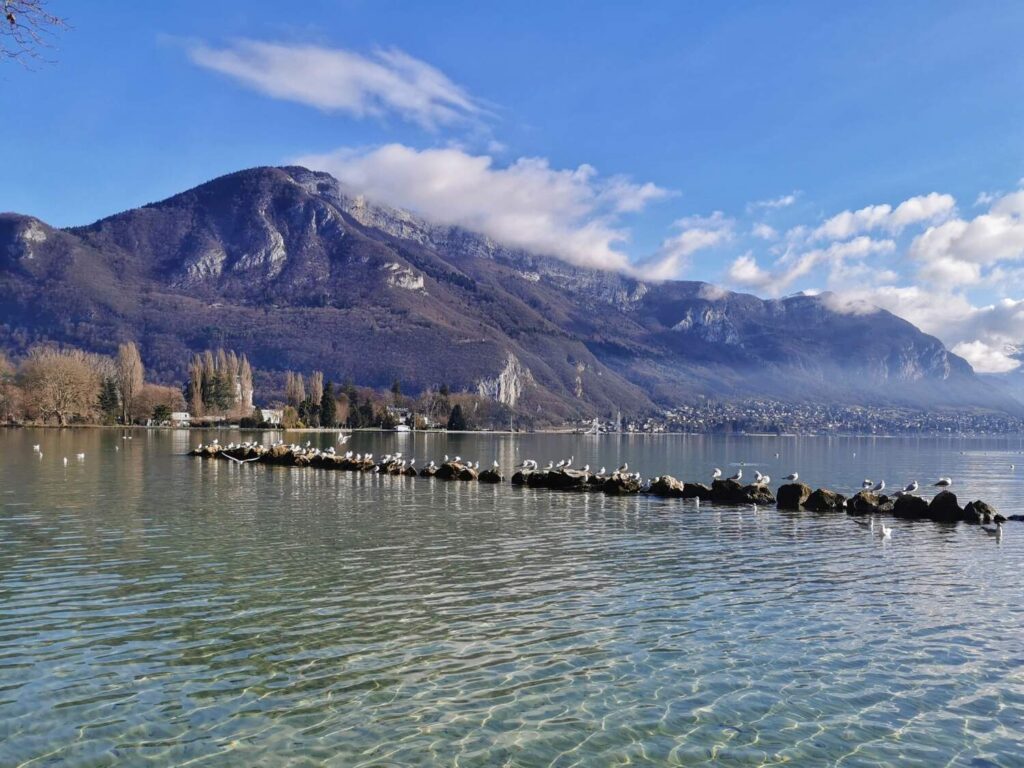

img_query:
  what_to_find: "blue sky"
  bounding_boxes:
[4,1,1024,371]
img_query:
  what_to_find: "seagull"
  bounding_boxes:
[617,462,629,473]
[76,453,85,461]
[545,461,554,470]
[582,464,590,472]
[712,468,722,480]
[337,433,351,444]
[598,466,606,475]
[223,454,260,465]
[862,479,873,489]
[492,460,499,469]
[728,469,742,482]
[754,470,764,482]
[760,474,771,485]
[903,480,919,494]
[933,477,953,488]
[32,444,40,452]
[871,480,885,492]
[784,472,799,482]
[63,457,68,466]
[982,522,1004,539]
[879,523,892,538]
[556,459,566,468]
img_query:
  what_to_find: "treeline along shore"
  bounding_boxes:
[193,441,1016,528]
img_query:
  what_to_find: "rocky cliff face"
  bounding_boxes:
[0,165,1013,416]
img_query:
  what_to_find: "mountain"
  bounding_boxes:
[0,166,1017,418]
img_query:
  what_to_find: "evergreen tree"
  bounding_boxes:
[391,378,402,405]
[447,403,467,431]
[320,380,337,428]
[98,376,120,424]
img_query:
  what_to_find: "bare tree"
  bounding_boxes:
[2,1,67,63]
[238,355,254,415]
[0,351,21,422]
[18,346,102,425]
[116,342,144,425]
[309,370,324,408]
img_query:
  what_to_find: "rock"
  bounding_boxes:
[994,514,1007,524]
[804,488,845,512]
[434,462,463,480]
[777,483,812,510]
[546,469,590,490]
[603,474,642,495]
[963,499,998,525]
[510,470,528,485]
[457,466,479,481]
[682,482,711,500]
[478,468,502,483]
[1007,514,1024,523]
[927,490,963,522]
[649,475,686,498]
[401,466,418,477]
[710,478,774,505]
[710,479,747,504]
[847,490,893,515]
[526,471,553,488]
[743,484,776,505]
[893,494,930,519]
[419,465,438,478]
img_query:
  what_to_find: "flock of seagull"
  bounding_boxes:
[36,437,1006,540]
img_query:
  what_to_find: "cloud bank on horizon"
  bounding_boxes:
[190,38,1024,375]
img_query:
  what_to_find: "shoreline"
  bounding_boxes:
[4,424,1024,440]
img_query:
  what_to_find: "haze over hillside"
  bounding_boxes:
[1,166,1018,419]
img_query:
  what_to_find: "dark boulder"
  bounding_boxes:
[649,475,686,498]
[419,465,439,478]
[526,471,553,488]
[478,468,503,483]
[603,474,642,495]
[744,484,776,505]
[893,494,930,519]
[457,466,479,481]
[710,479,747,504]
[847,491,892,515]
[682,482,712,500]
[511,470,529,485]
[927,490,963,522]
[434,462,463,480]
[805,488,845,512]
[777,483,812,510]
[963,499,998,524]
[546,469,590,490]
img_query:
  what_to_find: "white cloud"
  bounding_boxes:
[751,223,778,240]
[728,236,895,295]
[812,193,955,241]
[952,340,1020,373]
[642,212,733,280]
[908,190,1024,287]
[189,40,482,128]
[297,143,670,271]
[749,192,799,210]
[726,253,773,291]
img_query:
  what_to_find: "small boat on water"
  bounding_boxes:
[393,424,411,433]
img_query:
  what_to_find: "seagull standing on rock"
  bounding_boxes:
[712,468,722,480]
[728,469,742,482]
[784,472,799,482]
[933,477,953,488]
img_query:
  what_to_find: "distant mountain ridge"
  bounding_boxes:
[0,165,1017,418]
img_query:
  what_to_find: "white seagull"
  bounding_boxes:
[903,480,919,494]
[784,472,799,482]
[933,477,953,488]
[712,468,722,480]
[871,480,885,492]
[728,469,742,482]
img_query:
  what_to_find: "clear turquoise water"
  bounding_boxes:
[1,428,1022,766]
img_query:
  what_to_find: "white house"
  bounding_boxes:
[170,412,191,427]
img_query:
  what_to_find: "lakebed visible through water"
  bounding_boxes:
[1,427,1022,766]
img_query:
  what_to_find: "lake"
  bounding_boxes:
[1,428,1022,766]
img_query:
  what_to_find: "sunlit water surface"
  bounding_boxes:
[1,428,1023,766]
